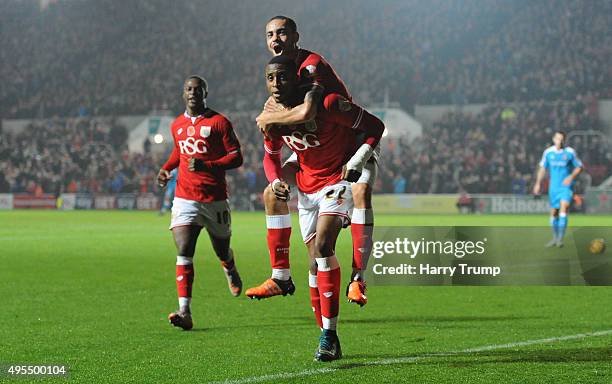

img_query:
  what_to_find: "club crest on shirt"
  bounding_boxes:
[305,65,317,75]
[200,126,211,138]
[187,126,196,137]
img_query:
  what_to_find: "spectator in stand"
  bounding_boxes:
[1,1,610,118]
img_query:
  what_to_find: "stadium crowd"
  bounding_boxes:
[380,95,606,194]
[1,0,609,201]
[1,0,610,118]
[0,117,162,195]
[1,96,606,198]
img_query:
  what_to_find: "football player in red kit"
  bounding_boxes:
[157,76,243,330]
[247,16,378,306]
[261,56,384,361]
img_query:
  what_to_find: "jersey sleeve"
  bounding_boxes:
[299,53,325,89]
[262,136,284,183]
[217,117,241,154]
[162,146,180,171]
[323,93,385,147]
[570,149,583,168]
[539,151,549,169]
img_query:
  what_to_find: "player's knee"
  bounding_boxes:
[551,209,560,217]
[176,242,194,258]
[263,185,289,215]
[313,236,334,258]
[263,185,279,208]
[352,183,372,208]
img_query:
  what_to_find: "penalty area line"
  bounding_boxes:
[208,329,612,384]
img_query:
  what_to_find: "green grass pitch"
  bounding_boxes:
[1,211,611,383]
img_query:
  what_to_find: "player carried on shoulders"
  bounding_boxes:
[259,56,384,360]
[246,16,379,307]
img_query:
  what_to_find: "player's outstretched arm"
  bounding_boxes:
[256,87,323,131]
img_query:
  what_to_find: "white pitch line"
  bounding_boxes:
[208,329,612,384]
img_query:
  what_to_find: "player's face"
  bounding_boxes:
[265,64,297,104]
[182,78,205,110]
[266,19,298,57]
[553,133,565,148]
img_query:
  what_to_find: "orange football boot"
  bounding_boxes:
[346,280,367,307]
[245,278,295,300]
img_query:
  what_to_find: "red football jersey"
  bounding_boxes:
[295,49,352,101]
[163,110,240,202]
[263,101,374,194]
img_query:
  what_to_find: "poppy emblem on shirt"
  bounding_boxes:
[187,126,196,136]
[200,126,211,138]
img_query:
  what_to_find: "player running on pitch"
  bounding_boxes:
[261,56,384,360]
[533,131,583,247]
[158,76,244,330]
[247,16,378,306]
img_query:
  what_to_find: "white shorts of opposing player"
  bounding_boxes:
[170,197,231,238]
[298,180,353,244]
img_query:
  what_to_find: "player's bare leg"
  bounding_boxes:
[246,164,297,300]
[168,225,202,330]
[547,208,560,247]
[208,234,242,297]
[347,176,374,307]
[311,215,343,362]
[556,202,570,247]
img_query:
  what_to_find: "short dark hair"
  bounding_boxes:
[186,75,206,86]
[555,130,567,138]
[185,75,208,96]
[268,15,297,33]
[268,55,297,72]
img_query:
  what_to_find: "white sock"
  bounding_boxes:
[322,316,338,331]
[352,269,365,281]
[308,272,318,288]
[176,256,193,266]
[178,297,191,311]
[266,214,292,229]
[272,268,291,281]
